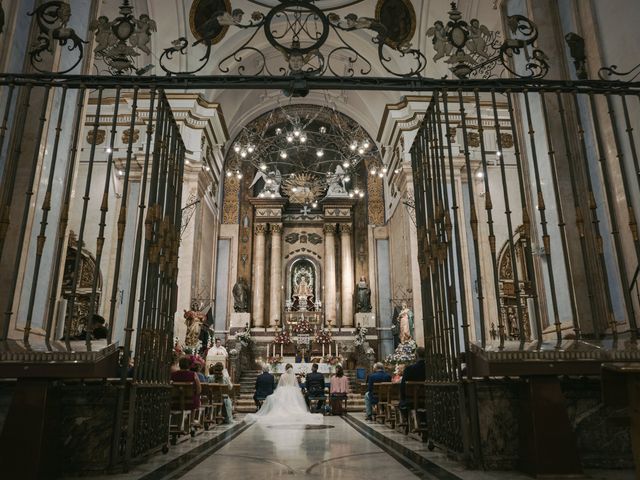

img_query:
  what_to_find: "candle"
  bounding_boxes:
[322,344,325,357]
[280,344,283,357]
[336,342,339,356]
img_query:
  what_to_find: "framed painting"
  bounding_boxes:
[375,0,416,50]
[189,0,232,44]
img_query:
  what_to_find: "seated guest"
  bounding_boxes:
[64,314,109,341]
[329,365,350,415]
[211,362,234,424]
[392,364,404,383]
[364,362,391,421]
[171,356,202,410]
[254,364,275,408]
[191,362,208,383]
[400,347,426,406]
[305,363,326,413]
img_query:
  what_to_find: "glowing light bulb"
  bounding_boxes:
[394,168,400,174]
[363,141,370,149]
[185,159,190,165]
[312,202,318,208]
[293,129,301,137]
[226,171,232,177]
[292,187,299,192]
[350,143,357,151]
[382,167,388,174]
[117,170,124,176]
[266,179,272,185]
[358,148,365,155]
[259,192,265,198]
[280,151,288,159]
[370,168,377,175]
[354,188,360,194]
[344,176,351,183]
[496,151,502,157]
[316,149,324,157]
[359,191,365,198]
[286,135,294,143]
[275,128,282,135]
[247,145,254,153]
[342,161,349,168]
[234,144,241,153]
[237,173,243,179]
[270,193,276,198]
[260,163,267,171]
[106,147,113,154]
[476,171,484,178]
[240,150,247,158]
[349,192,355,198]
[378,172,384,178]
[319,126,327,134]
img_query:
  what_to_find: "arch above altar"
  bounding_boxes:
[286,255,322,312]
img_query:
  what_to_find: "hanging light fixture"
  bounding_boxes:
[225,104,382,204]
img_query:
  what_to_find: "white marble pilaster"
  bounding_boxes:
[323,224,337,326]
[252,223,267,328]
[340,224,354,327]
[269,223,282,326]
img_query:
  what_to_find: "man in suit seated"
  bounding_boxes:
[400,347,426,407]
[304,363,326,413]
[254,364,275,409]
[364,362,391,420]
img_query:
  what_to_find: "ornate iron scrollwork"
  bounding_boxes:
[89,0,156,75]
[598,63,640,82]
[159,0,427,78]
[27,1,86,74]
[426,2,548,79]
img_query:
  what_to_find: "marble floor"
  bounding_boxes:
[79,414,636,480]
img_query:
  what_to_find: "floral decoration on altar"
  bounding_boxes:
[292,318,313,334]
[273,329,291,345]
[385,339,417,364]
[314,327,332,345]
[267,355,283,366]
[235,324,253,347]
[323,354,344,366]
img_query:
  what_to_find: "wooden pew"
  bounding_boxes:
[202,383,227,425]
[169,383,196,444]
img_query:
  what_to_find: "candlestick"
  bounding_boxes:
[280,344,283,357]
[322,343,325,357]
[336,342,339,356]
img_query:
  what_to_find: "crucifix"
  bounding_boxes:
[300,205,311,216]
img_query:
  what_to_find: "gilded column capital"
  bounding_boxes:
[339,224,352,235]
[270,223,283,234]
[323,223,337,235]
[255,223,267,235]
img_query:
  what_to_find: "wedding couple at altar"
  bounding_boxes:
[245,363,324,426]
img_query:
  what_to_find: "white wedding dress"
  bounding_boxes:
[244,368,324,426]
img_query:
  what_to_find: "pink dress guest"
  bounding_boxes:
[330,375,350,394]
[171,365,201,409]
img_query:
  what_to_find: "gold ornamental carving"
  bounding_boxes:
[323,224,336,235]
[122,128,140,144]
[255,223,267,235]
[467,131,480,148]
[339,224,352,235]
[367,175,385,225]
[222,176,240,224]
[270,223,283,234]
[500,133,514,149]
[87,129,106,145]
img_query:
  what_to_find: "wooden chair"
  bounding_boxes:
[169,383,195,445]
[199,384,216,430]
[405,381,428,440]
[386,383,401,428]
[203,383,227,425]
[373,382,391,423]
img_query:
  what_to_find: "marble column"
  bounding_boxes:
[323,224,337,326]
[269,223,283,326]
[252,223,267,328]
[340,224,354,327]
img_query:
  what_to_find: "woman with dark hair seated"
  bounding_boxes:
[171,356,202,410]
[329,365,350,415]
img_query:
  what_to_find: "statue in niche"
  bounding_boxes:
[356,276,372,312]
[326,165,348,197]
[398,302,414,343]
[250,168,282,197]
[295,276,311,296]
[232,277,249,312]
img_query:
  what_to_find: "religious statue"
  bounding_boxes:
[356,276,372,312]
[184,309,205,347]
[296,276,311,296]
[398,302,414,343]
[326,165,348,197]
[233,277,249,312]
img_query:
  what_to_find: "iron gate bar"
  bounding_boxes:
[107,86,140,345]
[0,74,639,93]
[521,90,562,345]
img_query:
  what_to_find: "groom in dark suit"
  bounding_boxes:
[304,363,326,412]
[254,364,275,408]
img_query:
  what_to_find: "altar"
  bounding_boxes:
[271,360,333,375]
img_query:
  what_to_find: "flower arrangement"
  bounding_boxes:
[235,325,253,347]
[385,339,417,364]
[293,318,313,334]
[267,355,283,365]
[273,330,291,345]
[353,325,368,347]
[314,327,332,345]
[323,354,344,366]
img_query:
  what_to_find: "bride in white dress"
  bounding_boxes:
[244,364,324,426]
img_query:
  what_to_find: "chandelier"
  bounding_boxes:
[226,104,381,206]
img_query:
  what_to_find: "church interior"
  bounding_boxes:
[0,0,640,478]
